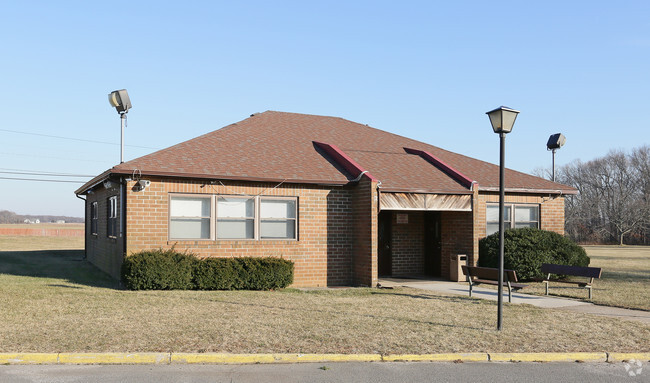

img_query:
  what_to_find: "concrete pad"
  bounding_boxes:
[378,279,590,308]
[378,278,650,324]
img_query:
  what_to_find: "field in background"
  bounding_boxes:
[515,245,650,311]
[0,223,84,237]
[0,236,648,353]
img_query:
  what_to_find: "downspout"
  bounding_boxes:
[75,193,87,259]
[351,170,368,182]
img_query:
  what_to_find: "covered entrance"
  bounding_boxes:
[377,192,473,280]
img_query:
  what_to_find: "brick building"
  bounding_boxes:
[75,111,576,287]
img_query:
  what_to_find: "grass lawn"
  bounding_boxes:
[511,246,650,311]
[0,236,648,354]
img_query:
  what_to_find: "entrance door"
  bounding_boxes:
[378,211,392,276]
[424,212,442,277]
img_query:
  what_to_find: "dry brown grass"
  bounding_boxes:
[0,236,648,354]
[510,246,650,311]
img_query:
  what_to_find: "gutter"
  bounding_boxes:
[477,186,577,195]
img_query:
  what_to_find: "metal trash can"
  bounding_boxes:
[450,254,468,282]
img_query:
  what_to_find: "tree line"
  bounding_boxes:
[0,210,84,224]
[537,145,650,245]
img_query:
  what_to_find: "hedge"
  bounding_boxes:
[121,249,294,291]
[478,228,589,281]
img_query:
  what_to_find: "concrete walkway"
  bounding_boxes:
[378,278,650,324]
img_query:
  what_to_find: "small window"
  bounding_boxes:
[107,196,118,238]
[486,204,538,236]
[514,205,539,229]
[170,196,212,239]
[260,198,297,239]
[217,196,255,239]
[90,202,98,235]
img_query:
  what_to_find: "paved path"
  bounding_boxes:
[378,278,650,324]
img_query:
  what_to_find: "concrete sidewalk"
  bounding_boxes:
[378,278,650,324]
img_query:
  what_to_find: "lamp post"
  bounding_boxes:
[108,89,132,163]
[546,133,566,182]
[486,106,519,331]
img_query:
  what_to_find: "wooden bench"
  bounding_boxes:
[461,265,527,303]
[541,263,602,300]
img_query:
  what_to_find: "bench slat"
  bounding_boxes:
[541,263,602,278]
[461,265,518,282]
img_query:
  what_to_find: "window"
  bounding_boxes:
[260,198,296,239]
[486,204,539,236]
[168,194,298,241]
[169,195,212,239]
[217,196,254,239]
[90,202,98,235]
[107,196,118,238]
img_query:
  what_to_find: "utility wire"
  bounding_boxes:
[0,128,160,150]
[0,167,91,175]
[0,176,84,183]
[0,151,108,163]
[0,170,93,177]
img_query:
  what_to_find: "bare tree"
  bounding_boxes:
[554,147,650,245]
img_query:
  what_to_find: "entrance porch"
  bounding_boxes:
[377,192,475,281]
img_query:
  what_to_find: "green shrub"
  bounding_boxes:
[122,249,294,291]
[193,258,243,290]
[237,257,294,290]
[478,228,589,280]
[121,248,194,290]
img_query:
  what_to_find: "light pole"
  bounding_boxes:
[546,133,566,182]
[108,89,132,163]
[486,106,519,331]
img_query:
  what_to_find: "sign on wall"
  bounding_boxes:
[396,213,409,224]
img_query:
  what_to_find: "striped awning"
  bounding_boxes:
[379,192,472,211]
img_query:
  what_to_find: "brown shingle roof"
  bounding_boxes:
[76,111,576,195]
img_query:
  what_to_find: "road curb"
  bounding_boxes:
[382,353,487,362]
[488,352,607,363]
[0,352,646,365]
[608,353,650,363]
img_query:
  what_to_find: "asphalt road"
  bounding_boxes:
[0,362,647,383]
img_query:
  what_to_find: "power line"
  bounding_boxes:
[0,167,89,175]
[0,151,108,163]
[0,176,84,183]
[0,170,94,177]
[0,128,160,149]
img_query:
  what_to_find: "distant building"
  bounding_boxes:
[56,220,66,224]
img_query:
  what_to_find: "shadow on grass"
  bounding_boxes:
[0,249,119,289]
[213,289,487,331]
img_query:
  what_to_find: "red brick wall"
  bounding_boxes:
[124,177,357,288]
[390,211,425,275]
[350,177,378,287]
[85,184,124,279]
[440,211,474,279]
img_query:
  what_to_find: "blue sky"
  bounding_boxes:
[1,1,648,217]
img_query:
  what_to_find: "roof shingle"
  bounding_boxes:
[78,111,576,195]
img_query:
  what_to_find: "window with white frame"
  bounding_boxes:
[168,194,298,241]
[260,198,297,239]
[486,204,539,236]
[107,196,118,238]
[217,196,255,239]
[169,195,212,239]
[90,201,98,235]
